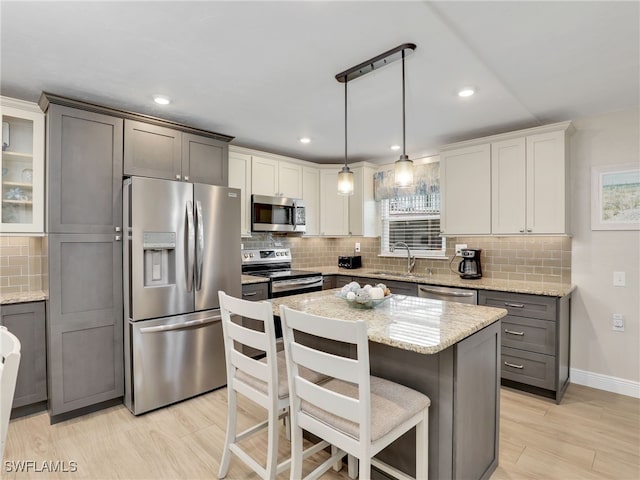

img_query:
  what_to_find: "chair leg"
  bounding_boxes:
[289,422,304,480]
[348,455,358,479]
[218,388,237,479]
[416,409,429,480]
[331,445,342,472]
[265,406,280,479]
[283,411,291,441]
[358,457,370,480]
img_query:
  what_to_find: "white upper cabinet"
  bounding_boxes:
[251,156,302,198]
[1,97,45,234]
[491,137,526,234]
[440,143,492,235]
[228,151,252,237]
[525,130,568,234]
[441,121,573,236]
[302,166,319,235]
[319,168,349,236]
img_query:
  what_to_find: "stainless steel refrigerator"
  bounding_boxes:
[123,176,240,415]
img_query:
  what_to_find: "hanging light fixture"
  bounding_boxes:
[335,43,416,193]
[394,48,414,187]
[337,80,354,196]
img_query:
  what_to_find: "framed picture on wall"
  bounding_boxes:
[591,163,640,230]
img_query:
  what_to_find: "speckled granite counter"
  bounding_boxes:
[241,274,269,285]
[305,266,575,297]
[269,289,506,354]
[0,291,48,305]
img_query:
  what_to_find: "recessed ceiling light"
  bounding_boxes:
[458,88,475,98]
[390,145,401,151]
[299,137,311,144]
[153,95,171,105]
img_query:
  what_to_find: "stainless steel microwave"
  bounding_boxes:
[251,194,306,233]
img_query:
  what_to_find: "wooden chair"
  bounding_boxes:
[280,305,430,480]
[1,326,21,460]
[217,291,329,479]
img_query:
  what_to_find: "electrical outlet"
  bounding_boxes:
[241,243,244,250]
[354,242,361,253]
[613,271,626,287]
[455,244,467,256]
[612,314,625,332]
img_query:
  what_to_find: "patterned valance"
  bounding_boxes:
[374,161,440,201]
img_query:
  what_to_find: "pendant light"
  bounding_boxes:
[335,43,416,193]
[337,80,354,196]
[394,48,414,187]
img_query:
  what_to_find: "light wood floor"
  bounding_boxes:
[3,384,639,479]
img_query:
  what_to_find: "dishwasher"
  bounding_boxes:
[417,284,478,304]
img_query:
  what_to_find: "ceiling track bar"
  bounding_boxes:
[335,43,416,83]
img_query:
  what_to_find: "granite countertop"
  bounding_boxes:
[242,274,269,285]
[0,290,48,305]
[269,289,507,355]
[305,266,575,297]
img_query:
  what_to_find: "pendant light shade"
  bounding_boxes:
[337,80,354,196]
[394,48,414,188]
[337,166,354,195]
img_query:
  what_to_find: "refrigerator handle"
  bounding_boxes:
[195,200,204,291]
[186,200,195,292]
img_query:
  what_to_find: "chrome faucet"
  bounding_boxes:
[391,242,416,275]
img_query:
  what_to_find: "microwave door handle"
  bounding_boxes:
[195,200,204,291]
[292,200,297,231]
[185,200,195,292]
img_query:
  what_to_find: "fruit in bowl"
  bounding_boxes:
[337,281,392,308]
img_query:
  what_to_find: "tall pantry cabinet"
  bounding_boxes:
[41,96,124,421]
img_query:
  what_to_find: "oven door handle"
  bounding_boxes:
[274,277,323,288]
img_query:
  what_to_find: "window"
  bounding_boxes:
[380,193,445,257]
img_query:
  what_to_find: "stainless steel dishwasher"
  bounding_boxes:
[417,284,478,304]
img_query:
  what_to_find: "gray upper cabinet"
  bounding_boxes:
[123,120,181,180]
[124,119,228,186]
[47,104,123,234]
[0,301,47,411]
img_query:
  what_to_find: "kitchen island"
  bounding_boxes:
[270,289,508,480]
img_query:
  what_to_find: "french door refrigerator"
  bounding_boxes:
[123,176,240,414]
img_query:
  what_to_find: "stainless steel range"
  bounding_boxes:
[241,248,323,298]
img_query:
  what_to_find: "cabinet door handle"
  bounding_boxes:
[504,361,524,369]
[526,228,533,232]
[242,292,258,297]
[519,228,525,233]
[505,302,525,308]
[175,174,181,180]
[505,329,525,336]
[115,226,121,232]
[184,176,190,181]
[115,235,122,241]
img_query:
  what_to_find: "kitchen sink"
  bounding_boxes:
[369,271,418,278]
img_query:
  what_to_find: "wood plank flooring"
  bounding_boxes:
[3,384,639,479]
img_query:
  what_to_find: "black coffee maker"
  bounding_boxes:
[458,248,482,279]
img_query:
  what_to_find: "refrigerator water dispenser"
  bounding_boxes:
[143,232,176,286]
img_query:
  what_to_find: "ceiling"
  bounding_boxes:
[1,1,638,165]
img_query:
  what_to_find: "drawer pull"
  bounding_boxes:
[505,302,525,308]
[242,292,258,297]
[504,361,524,369]
[505,329,525,336]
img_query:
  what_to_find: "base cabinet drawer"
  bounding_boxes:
[480,290,556,321]
[502,316,556,355]
[502,347,555,390]
[240,282,269,358]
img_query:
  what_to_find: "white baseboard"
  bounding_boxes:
[571,368,640,398]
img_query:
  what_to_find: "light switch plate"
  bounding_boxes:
[612,313,625,332]
[354,242,361,253]
[613,271,626,287]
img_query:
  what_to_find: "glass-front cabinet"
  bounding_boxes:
[1,97,44,233]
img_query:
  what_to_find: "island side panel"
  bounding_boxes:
[454,321,501,480]
[369,341,454,480]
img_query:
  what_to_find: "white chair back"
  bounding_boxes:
[218,291,279,410]
[0,325,21,460]
[280,306,372,449]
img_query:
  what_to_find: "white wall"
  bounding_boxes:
[570,107,640,396]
